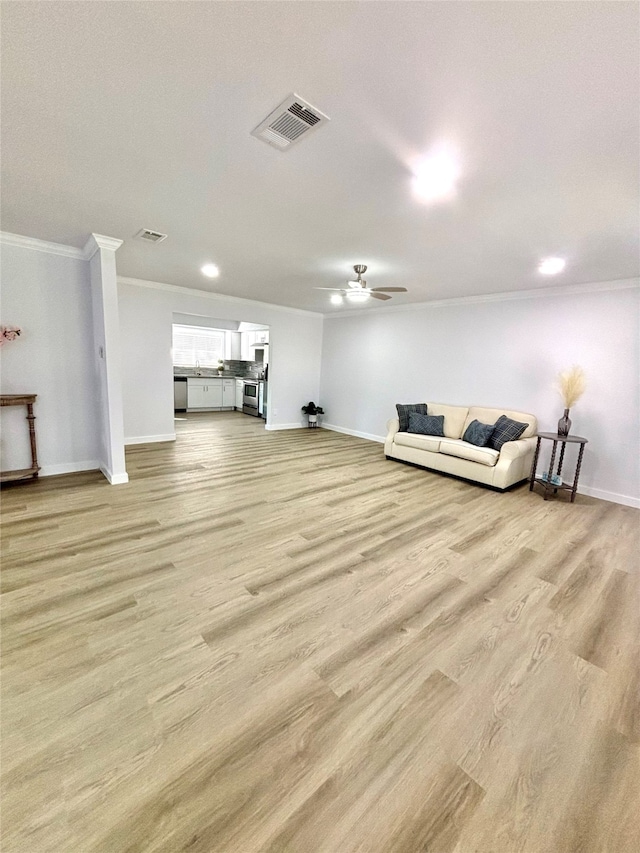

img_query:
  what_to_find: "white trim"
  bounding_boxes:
[39,460,100,477]
[0,230,86,259]
[321,423,385,443]
[125,433,176,445]
[118,275,324,318]
[83,233,124,259]
[578,485,640,509]
[100,465,129,485]
[323,278,640,318]
[265,422,305,431]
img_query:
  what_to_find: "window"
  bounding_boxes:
[172,325,225,367]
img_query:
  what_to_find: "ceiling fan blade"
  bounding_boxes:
[314,287,346,292]
[371,287,408,293]
[370,292,392,301]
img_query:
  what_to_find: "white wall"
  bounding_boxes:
[118,278,323,442]
[0,241,100,474]
[320,283,640,507]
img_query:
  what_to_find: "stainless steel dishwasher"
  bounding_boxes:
[174,377,188,412]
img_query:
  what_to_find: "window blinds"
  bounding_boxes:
[172,325,225,367]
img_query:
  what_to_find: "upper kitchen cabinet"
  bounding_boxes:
[240,330,269,361]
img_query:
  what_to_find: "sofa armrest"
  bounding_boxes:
[386,418,400,439]
[384,418,400,456]
[497,436,537,461]
[492,435,537,489]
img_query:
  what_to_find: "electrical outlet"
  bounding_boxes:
[272,408,278,415]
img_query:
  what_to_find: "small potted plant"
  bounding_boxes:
[301,401,324,428]
[217,359,225,376]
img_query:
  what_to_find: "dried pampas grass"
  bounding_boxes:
[556,365,586,408]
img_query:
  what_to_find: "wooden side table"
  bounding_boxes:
[529,431,588,503]
[0,394,40,484]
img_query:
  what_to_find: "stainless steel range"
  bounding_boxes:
[242,380,260,416]
[242,379,267,418]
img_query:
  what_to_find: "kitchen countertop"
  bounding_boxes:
[174,374,264,380]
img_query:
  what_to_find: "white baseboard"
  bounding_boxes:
[39,460,100,477]
[265,422,305,431]
[325,430,639,509]
[578,485,640,509]
[125,433,176,445]
[100,465,129,485]
[322,423,385,444]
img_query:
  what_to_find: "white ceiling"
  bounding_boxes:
[2,1,638,313]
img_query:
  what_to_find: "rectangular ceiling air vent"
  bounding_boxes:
[251,93,330,150]
[134,228,168,243]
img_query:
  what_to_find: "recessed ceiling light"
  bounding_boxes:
[411,147,460,203]
[201,263,220,278]
[538,257,566,275]
[330,294,343,305]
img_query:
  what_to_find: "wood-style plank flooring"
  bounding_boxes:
[1,412,639,852]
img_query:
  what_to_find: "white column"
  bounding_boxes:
[84,233,128,484]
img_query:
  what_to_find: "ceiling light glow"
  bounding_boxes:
[538,257,566,275]
[346,290,370,303]
[201,263,220,278]
[330,294,343,305]
[411,148,460,203]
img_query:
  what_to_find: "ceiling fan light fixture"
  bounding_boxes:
[346,290,370,303]
[330,294,343,305]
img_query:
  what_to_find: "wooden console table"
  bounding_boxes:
[529,431,588,503]
[0,394,40,484]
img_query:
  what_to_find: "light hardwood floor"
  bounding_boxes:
[1,412,639,853]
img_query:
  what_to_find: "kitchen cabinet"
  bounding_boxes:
[187,377,237,411]
[240,332,252,361]
[222,379,235,408]
[235,379,244,409]
[187,378,222,409]
[240,330,269,360]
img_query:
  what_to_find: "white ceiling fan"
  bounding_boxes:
[315,264,408,302]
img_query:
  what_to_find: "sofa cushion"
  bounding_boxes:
[462,419,494,447]
[408,412,445,437]
[489,415,528,450]
[396,403,428,433]
[439,439,500,467]
[463,406,537,439]
[425,403,469,439]
[395,432,441,452]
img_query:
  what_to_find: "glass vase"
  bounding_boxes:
[557,408,572,437]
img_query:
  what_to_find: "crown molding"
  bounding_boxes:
[117,275,324,318]
[83,233,124,259]
[0,230,86,259]
[0,230,124,260]
[322,277,640,319]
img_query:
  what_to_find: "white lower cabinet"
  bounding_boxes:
[187,378,223,410]
[222,379,235,408]
[235,380,243,409]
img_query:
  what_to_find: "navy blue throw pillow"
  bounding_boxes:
[462,419,495,447]
[408,412,445,437]
[489,415,528,450]
[396,403,428,433]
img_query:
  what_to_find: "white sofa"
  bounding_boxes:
[385,403,538,490]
